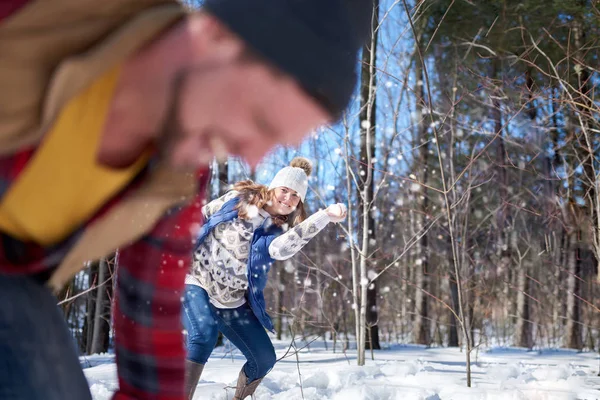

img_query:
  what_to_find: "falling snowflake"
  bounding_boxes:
[410,183,421,192]
[246,205,259,218]
[189,223,201,236]
[284,261,295,273]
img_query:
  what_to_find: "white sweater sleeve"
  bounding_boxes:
[269,210,331,260]
[201,190,239,219]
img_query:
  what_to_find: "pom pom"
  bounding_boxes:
[290,157,313,176]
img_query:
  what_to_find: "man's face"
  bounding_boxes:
[166,58,330,169]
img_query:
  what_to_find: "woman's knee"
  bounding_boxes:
[182,286,219,363]
[182,286,216,339]
[185,320,218,363]
[186,318,218,344]
[254,345,277,378]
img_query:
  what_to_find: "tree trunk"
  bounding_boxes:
[366,280,381,350]
[515,261,533,349]
[356,0,380,364]
[399,260,407,341]
[217,160,228,195]
[83,261,98,354]
[448,266,460,347]
[566,233,583,350]
[514,70,536,350]
[549,87,565,347]
[360,0,380,353]
[552,231,565,346]
[572,16,600,283]
[563,16,591,351]
[412,47,430,346]
[90,258,109,354]
[492,60,515,334]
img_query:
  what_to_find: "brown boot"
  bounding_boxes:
[185,360,205,400]
[232,369,263,400]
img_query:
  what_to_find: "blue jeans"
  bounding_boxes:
[0,274,91,400]
[182,284,276,382]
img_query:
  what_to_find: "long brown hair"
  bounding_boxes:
[233,180,306,227]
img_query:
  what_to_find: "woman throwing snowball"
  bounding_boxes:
[182,157,347,399]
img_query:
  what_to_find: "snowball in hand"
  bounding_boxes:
[328,203,347,222]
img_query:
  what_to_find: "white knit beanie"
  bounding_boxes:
[268,157,313,202]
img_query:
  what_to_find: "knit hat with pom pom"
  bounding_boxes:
[268,157,312,202]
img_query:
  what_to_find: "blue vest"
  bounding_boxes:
[195,197,282,332]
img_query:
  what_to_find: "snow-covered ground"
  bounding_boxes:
[84,340,600,400]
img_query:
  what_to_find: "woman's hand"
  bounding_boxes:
[325,203,348,223]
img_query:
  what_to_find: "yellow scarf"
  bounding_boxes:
[0,65,149,246]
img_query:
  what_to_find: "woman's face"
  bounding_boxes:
[266,187,301,216]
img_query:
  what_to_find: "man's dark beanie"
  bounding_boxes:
[203,0,372,118]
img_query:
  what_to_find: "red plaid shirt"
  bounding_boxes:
[1,4,210,398]
[0,147,209,400]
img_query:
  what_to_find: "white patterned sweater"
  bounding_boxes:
[185,191,331,309]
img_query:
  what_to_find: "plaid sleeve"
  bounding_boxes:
[112,169,209,400]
